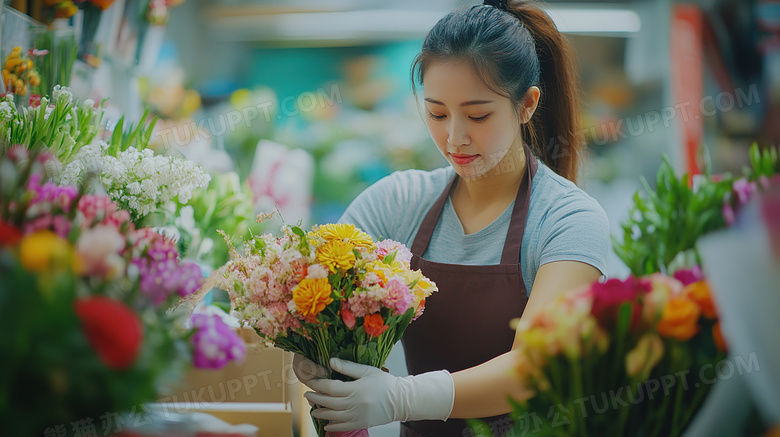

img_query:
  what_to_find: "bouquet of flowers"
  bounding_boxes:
[213,221,437,436]
[478,271,726,437]
[0,148,244,436]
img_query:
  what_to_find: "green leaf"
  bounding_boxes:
[291,226,306,238]
[383,249,397,265]
[616,302,633,338]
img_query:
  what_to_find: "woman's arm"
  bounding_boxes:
[298,260,603,431]
[449,260,602,418]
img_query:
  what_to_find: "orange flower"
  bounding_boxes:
[292,278,333,318]
[363,313,389,338]
[713,322,727,352]
[656,297,700,341]
[684,281,718,319]
[89,0,116,10]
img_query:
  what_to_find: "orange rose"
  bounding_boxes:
[292,278,333,318]
[684,281,717,319]
[713,322,727,352]
[363,313,389,338]
[656,297,700,341]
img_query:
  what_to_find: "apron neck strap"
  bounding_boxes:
[411,144,538,264]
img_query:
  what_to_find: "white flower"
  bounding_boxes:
[52,85,73,105]
[176,205,197,234]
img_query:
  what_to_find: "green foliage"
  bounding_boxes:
[107,109,158,156]
[161,171,261,268]
[613,144,778,276]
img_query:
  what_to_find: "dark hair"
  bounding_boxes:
[412,0,582,182]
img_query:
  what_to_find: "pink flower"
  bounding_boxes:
[76,194,130,229]
[672,265,703,287]
[76,225,126,277]
[347,288,382,318]
[722,203,736,227]
[589,277,651,330]
[341,306,356,329]
[256,302,300,338]
[375,240,413,266]
[52,215,72,238]
[383,279,413,315]
[7,145,29,163]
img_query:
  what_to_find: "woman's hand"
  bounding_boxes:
[292,354,328,389]
[302,358,454,432]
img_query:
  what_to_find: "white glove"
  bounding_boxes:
[292,354,328,388]
[303,357,455,432]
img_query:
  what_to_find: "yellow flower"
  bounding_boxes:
[316,240,356,272]
[625,333,664,380]
[292,278,334,318]
[20,231,72,272]
[313,223,374,249]
[412,276,437,303]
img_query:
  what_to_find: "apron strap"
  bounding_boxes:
[500,145,538,264]
[411,144,539,264]
[410,174,457,256]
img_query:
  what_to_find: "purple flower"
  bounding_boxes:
[673,265,703,287]
[190,313,246,369]
[732,178,756,206]
[177,261,204,297]
[722,203,736,227]
[133,249,203,305]
[27,173,78,213]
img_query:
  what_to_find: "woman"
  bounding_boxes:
[296,1,610,435]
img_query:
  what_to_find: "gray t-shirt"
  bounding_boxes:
[338,162,610,296]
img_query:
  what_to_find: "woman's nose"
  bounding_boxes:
[447,118,470,147]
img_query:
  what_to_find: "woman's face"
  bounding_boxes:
[422,61,523,179]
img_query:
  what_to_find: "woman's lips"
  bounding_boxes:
[450,153,479,165]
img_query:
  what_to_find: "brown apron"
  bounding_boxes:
[400,146,538,437]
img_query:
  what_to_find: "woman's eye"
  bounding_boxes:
[469,114,491,122]
[427,111,446,120]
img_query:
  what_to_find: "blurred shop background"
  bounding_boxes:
[1,0,777,434]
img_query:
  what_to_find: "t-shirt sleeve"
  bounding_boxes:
[337,173,404,241]
[538,194,611,276]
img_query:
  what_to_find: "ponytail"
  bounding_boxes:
[412,0,583,182]
[506,1,582,182]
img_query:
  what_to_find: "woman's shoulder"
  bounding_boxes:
[368,167,454,203]
[530,163,609,227]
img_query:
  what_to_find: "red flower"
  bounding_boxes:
[341,307,356,329]
[0,222,22,247]
[75,297,143,370]
[590,277,651,330]
[28,94,41,108]
[363,313,388,338]
[673,265,703,287]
